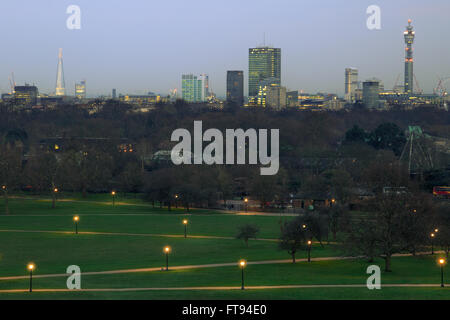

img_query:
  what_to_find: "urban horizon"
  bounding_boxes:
[1,1,450,97]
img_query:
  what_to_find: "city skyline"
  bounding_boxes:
[0,0,450,97]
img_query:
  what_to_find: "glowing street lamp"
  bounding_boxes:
[175,194,179,208]
[73,215,80,234]
[302,224,307,230]
[52,187,58,208]
[164,246,171,271]
[239,259,247,290]
[27,263,35,292]
[244,198,248,212]
[307,240,312,262]
[111,191,116,207]
[183,219,188,238]
[439,258,446,288]
[435,228,439,233]
[431,233,436,254]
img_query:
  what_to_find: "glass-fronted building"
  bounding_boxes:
[248,47,281,98]
[226,71,244,105]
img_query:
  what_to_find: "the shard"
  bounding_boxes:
[55,48,66,96]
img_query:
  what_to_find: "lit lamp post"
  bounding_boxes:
[239,260,247,290]
[183,219,188,238]
[244,198,248,212]
[302,224,307,230]
[431,233,436,254]
[307,240,312,262]
[164,246,171,271]
[111,191,116,207]
[439,258,446,288]
[73,215,79,234]
[27,263,35,292]
[2,185,8,215]
[52,187,58,208]
[331,198,336,208]
[175,194,179,208]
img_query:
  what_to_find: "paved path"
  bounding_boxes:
[0,229,282,242]
[1,251,441,282]
[0,256,355,281]
[7,196,295,216]
[0,283,447,293]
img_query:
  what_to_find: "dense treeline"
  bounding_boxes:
[0,101,448,205]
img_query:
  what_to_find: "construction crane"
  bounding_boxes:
[8,72,16,94]
[413,74,423,94]
[434,76,450,96]
[392,73,402,92]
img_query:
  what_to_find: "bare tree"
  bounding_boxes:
[236,224,260,247]
[279,217,308,263]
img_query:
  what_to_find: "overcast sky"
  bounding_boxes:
[0,0,449,97]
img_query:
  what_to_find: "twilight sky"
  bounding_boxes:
[0,0,449,97]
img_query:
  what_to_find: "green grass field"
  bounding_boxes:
[0,194,448,300]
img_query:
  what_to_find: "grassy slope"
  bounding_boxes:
[0,196,448,300]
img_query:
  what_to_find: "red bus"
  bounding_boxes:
[433,186,450,199]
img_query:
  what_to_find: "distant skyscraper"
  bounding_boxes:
[404,19,415,94]
[112,89,117,99]
[363,79,380,109]
[75,80,86,99]
[345,68,359,102]
[55,48,66,96]
[249,47,281,97]
[200,74,209,100]
[226,71,244,105]
[182,74,207,102]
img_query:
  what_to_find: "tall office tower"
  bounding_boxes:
[226,71,244,105]
[362,79,380,109]
[75,80,86,99]
[404,19,415,94]
[182,74,206,102]
[345,68,359,102]
[55,48,66,96]
[248,47,281,97]
[199,74,209,100]
[112,89,117,99]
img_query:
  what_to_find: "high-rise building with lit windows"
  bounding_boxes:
[404,19,415,94]
[182,74,208,102]
[363,79,380,109]
[345,68,359,102]
[226,71,244,105]
[249,47,281,97]
[75,80,86,99]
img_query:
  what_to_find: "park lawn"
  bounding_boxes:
[0,287,447,300]
[0,210,293,239]
[2,287,450,300]
[0,230,339,277]
[0,256,448,299]
[0,197,211,216]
